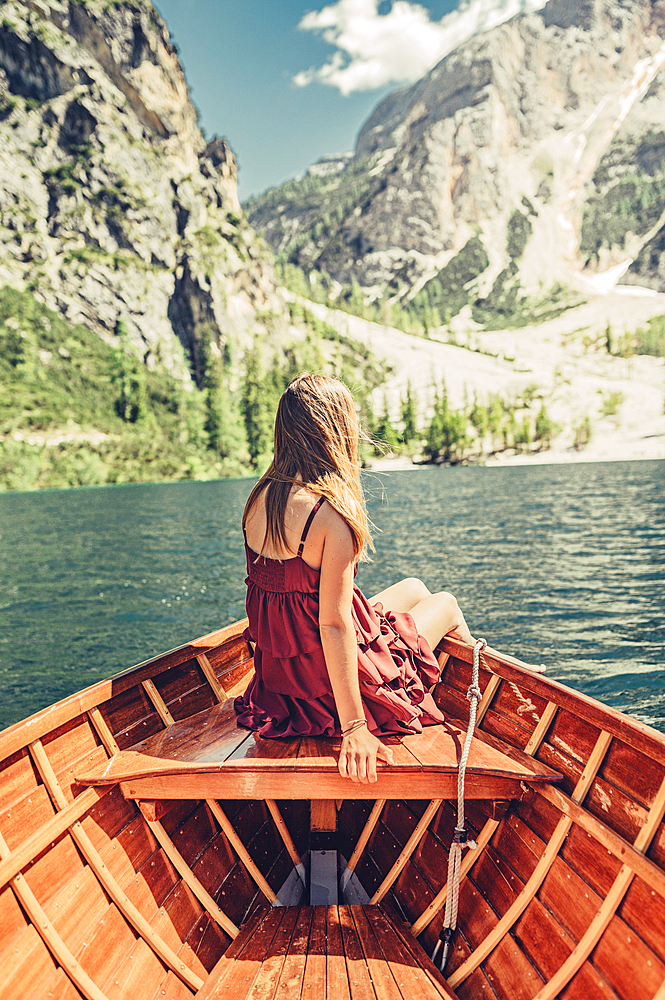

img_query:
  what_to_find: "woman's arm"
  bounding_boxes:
[318,509,393,783]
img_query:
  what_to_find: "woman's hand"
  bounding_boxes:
[339,723,394,783]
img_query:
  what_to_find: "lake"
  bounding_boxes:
[1,461,664,732]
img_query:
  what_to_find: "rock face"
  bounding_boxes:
[0,0,284,380]
[247,0,665,324]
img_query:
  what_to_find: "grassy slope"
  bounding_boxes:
[0,287,390,490]
[0,287,233,489]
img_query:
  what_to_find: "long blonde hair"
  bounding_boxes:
[242,373,373,560]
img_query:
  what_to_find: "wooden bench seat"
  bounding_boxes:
[75,697,562,800]
[196,904,458,1000]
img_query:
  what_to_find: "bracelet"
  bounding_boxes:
[341,719,367,737]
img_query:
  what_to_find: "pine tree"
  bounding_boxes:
[425,384,449,461]
[375,393,400,450]
[200,330,247,460]
[112,322,146,423]
[241,341,274,469]
[400,381,418,443]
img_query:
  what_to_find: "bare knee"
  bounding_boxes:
[403,577,431,604]
[438,591,462,624]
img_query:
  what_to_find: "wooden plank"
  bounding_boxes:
[139,810,239,940]
[441,634,665,766]
[591,905,665,1000]
[620,874,665,959]
[28,740,205,991]
[635,775,665,851]
[475,674,502,726]
[598,736,665,809]
[194,906,275,1000]
[341,799,386,889]
[447,725,613,988]
[0,786,106,890]
[398,722,557,780]
[531,865,634,1000]
[142,679,175,726]
[366,907,456,999]
[523,702,558,755]
[484,674,550,734]
[75,701,252,784]
[245,905,300,1000]
[0,831,109,1000]
[338,904,377,1000]
[0,620,252,761]
[0,747,40,815]
[1,925,61,1000]
[371,800,442,905]
[206,800,279,906]
[120,770,528,801]
[39,716,100,778]
[447,814,572,989]
[311,800,337,832]
[409,818,500,937]
[326,904,352,1000]
[530,776,665,1000]
[265,799,306,885]
[571,730,613,804]
[87,707,120,756]
[273,905,312,995]
[350,905,403,1000]
[301,904,327,1000]
[465,728,564,783]
[536,784,665,902]
[136,799,179,823]
[224,732,302,767]
[197,653,227,703]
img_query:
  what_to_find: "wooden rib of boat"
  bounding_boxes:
[1,620,665,1000]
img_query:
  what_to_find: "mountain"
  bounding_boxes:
[0,0,388,489]
[246,0,665,329]
[0,0,284,383]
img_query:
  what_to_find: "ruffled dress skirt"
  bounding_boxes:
[234,544,445,738]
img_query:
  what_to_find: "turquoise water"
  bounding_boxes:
[1,461,664,732]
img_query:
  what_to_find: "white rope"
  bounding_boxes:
[432,637,486,972]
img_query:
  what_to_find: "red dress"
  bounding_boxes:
[234,497,445,737]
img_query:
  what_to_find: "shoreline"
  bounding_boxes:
[368,445,665,472]
[302,292,665,470]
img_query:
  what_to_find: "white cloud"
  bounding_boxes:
[293,0,547,96]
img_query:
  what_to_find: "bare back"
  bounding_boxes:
[244,485,328,570]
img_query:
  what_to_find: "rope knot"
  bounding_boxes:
[467,682,482,702]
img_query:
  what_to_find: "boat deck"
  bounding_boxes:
[196,904,456,1000]
[7,622,665,1000]
[75,695,564,801]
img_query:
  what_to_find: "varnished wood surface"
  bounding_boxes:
[4,619,665,1000]
[74,701,563,797]
[197,905,457,1000]
[0,620,252,761]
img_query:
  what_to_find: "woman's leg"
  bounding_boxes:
[409,591,475,651]
[367,577,431,613]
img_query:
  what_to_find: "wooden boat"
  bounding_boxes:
[1,618,664,1000]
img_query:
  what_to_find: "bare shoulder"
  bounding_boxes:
[314,500,354,557]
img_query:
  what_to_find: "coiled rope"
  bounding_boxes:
[431,636,487,972]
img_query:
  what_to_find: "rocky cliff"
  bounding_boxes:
[247,0,665,327]
[0,0,284,382]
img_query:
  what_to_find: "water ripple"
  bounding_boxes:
[0,461,663,731]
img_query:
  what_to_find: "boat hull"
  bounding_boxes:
[1,621,664,1000]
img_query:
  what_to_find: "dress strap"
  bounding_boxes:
[297,496,326,558]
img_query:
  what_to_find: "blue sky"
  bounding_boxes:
[154,1,544,200]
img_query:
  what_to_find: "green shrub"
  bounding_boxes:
[600,391,624,417]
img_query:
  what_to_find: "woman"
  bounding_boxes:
[235,373,476,784]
